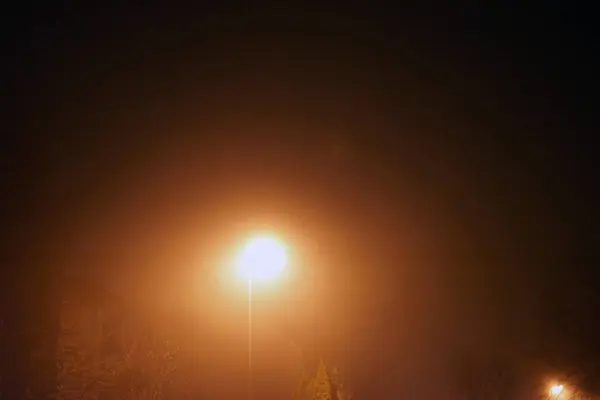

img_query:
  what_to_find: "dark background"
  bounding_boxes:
[3,4,599,399]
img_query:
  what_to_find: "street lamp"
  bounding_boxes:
[235,235,288,399]
[549,384,564,399]
[236,235,287,283]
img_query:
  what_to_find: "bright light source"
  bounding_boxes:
[235,235,287,282]
[550,385,564,396]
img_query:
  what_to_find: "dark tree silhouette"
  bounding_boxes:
[294,358,353,400]
[56,279,181,399]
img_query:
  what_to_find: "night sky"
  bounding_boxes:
[4,4,599,399]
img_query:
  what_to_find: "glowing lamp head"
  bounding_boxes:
[550,385,564,397]
[236,236,287,282]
